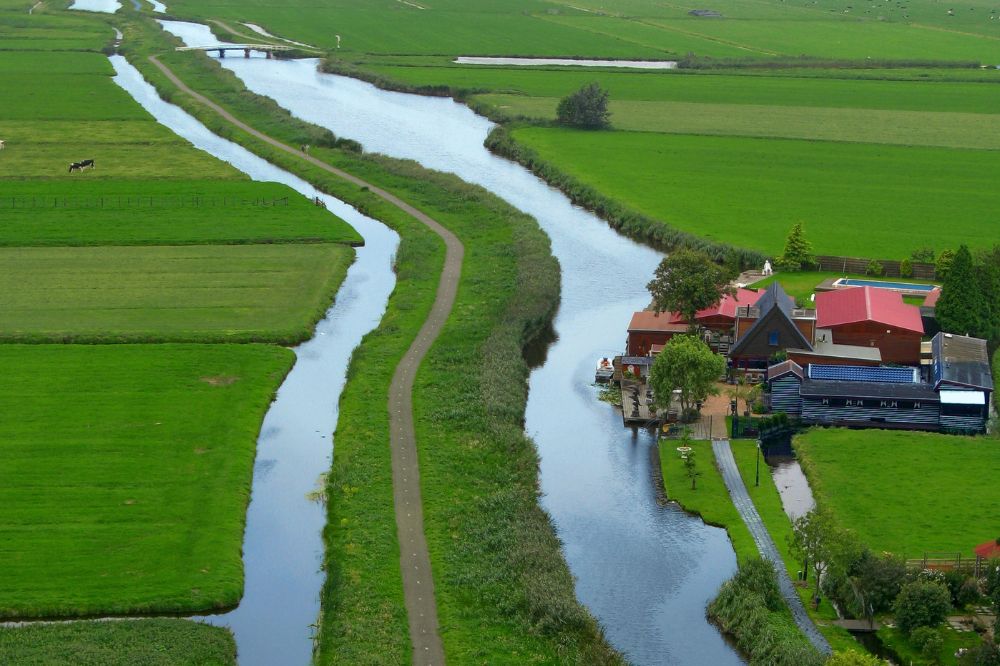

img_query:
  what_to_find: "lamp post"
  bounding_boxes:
[730,399,737,438]
[755,439,762,487]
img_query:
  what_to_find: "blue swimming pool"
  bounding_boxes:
[835,278,937,292]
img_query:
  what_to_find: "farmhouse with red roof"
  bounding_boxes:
[814,287,924,364]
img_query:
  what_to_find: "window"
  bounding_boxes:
[913,402,921,410]
[768,331,779,346]
[821,398,829,406]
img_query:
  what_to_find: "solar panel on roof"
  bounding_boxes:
[807,365,918,384]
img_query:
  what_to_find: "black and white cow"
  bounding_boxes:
[68,159,95,173]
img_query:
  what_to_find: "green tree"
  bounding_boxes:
[649,335,725,418]
[789,506,846,602]
[936,245,991,338]
[893,580,951,634]
[556,82,611,129]
[682,447,702,490]
[647,248,736,329]
[899,257,914,278]
[974,246,1000,343]
[935,248,956,280]
[776,222,815,272]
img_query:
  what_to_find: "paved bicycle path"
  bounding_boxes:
[711,439,831,655]
[148,55,455,665]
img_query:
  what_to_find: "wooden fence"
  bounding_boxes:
[906,552,984,577]
[815,255,936,280]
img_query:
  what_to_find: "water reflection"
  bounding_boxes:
[159,21,744,665]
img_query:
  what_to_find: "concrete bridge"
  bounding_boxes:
[175,43,307,59]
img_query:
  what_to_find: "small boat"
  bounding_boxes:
[595,357,614,383]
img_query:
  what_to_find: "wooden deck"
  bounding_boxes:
[621,380,656,425]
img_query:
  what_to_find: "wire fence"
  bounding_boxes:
[0,195,290,210]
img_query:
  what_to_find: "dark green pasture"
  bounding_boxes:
[0,344,294,618]
[0,619,236,665]
[512,126,1000,257]
[0,180,361,246]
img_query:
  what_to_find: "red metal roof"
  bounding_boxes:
[816,287,924,334]
[975,539,1000,559]
[661,288,763,324]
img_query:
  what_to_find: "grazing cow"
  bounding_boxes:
[68,159,95,173]
[0,140,5,151]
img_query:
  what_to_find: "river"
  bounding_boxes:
[110,55,399,666]
[159,21,744,665]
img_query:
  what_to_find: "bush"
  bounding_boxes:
[708,558,825,666]
[866,259,885,276]
[894,580,952,634]
[824,650,885,665]
[556,82,611,129]
[899,258,913,278]
[912,247,936,263]
[958,641,1000,666]
[936,249,956,280]
[911,626,943,659]
[777,223,815,272]
[944,570,981,608]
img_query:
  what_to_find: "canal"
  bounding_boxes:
[111,54,399,666]
[159,20,744,665]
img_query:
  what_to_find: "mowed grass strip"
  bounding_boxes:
[796,428,1000,556]
[0,619,236,666]
[0,344,295,618]
[659,439,758,561]
[479,95,1000,149]
[0,244,353,344]
[511,126,1000,257]
[0,180,361,246]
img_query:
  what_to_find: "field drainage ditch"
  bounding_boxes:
[161,19,744,665]
[454,56,678,68]
[110,55,399,665]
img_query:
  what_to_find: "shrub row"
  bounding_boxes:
[708,558,826,666]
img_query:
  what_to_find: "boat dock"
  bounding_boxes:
[621,379,656,425]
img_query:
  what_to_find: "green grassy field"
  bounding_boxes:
[0,243,352,344]
[796,428,1000,556]
[0,344,294,618]
[481,94,1000,150]
[0,181,361,246]
[512,126,1000,257]
[659,439,758,561]
[0,620,236,666]
[167,0,1000,60]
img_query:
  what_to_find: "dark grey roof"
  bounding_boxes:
[932,333,994,391]
[620,356,654,366]
[768,359,804,380]
[755,281,795,318]
[800,379,939,401]
[731,282,812,356]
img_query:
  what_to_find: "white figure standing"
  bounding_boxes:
[335,34,341,48]
[763,259,773,276]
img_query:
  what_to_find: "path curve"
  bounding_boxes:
[711,439,832,655]
[147,54,455,665]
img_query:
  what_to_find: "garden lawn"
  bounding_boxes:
[0,619,236,666]
[796,428,1000,556]
[512,126,1000,257]
[0,344,295,618]
[0,181,360,246]
[748,271,935,306]
[659,439,757,561]
[0,243,352,344]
